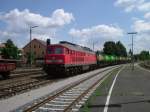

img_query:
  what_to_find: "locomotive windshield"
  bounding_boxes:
[47,47,63,54]
[47,48,52,54]
[54,48,63,54]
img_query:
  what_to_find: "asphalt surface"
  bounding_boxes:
[80,64,150,112]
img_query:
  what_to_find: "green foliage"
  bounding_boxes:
[103,41,127,57]
[103,41,116,55]
[116,41,127,57]
[0,48,2,54]
[94,89,101,96]
[134,54,139,61]
[81,104,91,112]
[26,52,35,64]
[1,39,21,59]
[139,51,150,61]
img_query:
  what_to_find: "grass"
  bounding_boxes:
[80,67,121,112]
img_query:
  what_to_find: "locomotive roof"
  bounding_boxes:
[54,41,95,54]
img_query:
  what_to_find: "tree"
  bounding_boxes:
[139,51,150,60]
[0,48,2,55]
[103,41,116,55]
[115,41,127,57]
[103,41,127,57]
[26,52,35,64]
[1,39,21,59]
[134,54,140,61]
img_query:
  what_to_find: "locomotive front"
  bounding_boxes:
[44,44,67,75]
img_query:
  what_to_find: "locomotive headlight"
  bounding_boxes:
[46,60,52,63]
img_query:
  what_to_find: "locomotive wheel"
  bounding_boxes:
[65,68,70,77]
[70,67,74,76]
[73,67,77,75]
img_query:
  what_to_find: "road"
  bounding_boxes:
[80,64,150,112]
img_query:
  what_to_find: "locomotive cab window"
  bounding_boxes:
[54,48,63,54]
[47,48,52,54]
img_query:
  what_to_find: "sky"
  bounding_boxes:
[0,0,150,53]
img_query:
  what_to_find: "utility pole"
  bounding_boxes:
[29,26,38,67]
[127,32,137,70]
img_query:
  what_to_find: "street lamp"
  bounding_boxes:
[127,32,137,70]
[30,26,38,67]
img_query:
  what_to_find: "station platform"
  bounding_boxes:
[79,64,150,112]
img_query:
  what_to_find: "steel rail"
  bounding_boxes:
[23,66,119,112]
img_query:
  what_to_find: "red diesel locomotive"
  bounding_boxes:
[44,40,97,76]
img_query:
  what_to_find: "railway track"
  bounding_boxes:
[0,71,43,85]
[0,68,43,81]
[11,69,43,78]
[0,70,59,99]
[17,66,121,112]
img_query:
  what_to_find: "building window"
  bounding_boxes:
[42,51,44,55]
[34,45,36,48]
[39,45,40,48]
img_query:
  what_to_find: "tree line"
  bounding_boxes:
[102,41,150,60]
[103,41,127,57]
[134,51,150,61]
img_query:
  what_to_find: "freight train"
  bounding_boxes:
[0,59,17,78]
[44,40,130,77]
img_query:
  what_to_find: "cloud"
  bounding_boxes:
[131,18,150,53]
[134,34,150,53]
[114,0,150,12]
[144,12,150,19]
[69,24,124,50]
[132,19,150,32]
[0,9,74,31]
[69,25,123,38]
[115,0,150,53]
[0,9,74,47]
[138,2,150,11]
[0,30,18,38]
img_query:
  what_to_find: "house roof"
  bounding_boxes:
[37,39,46,46]
[23,38,46,49]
